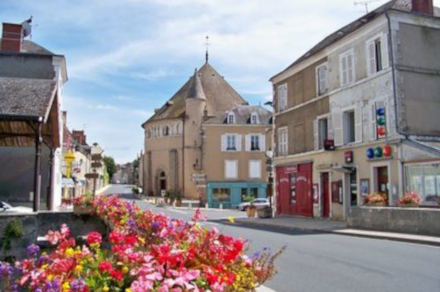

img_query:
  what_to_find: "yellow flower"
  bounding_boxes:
[103,285,109,292]
[122,266,129,274]
[125,289,133,292]
[228,216,235,223]
[138,237,145,244]
[47,274,54,281]
[74,265,83,274]
[62,282,70,291]
[65,248,74,257]
[41,264,48,270]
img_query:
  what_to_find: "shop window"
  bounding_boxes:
[212,188,230,202]
[241,188,247,202]
[290,174,296,204]
[405,163,440,206]
[250,187,258,198]
[350,169,358,206]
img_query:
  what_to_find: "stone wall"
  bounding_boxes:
[0,211,107,260]
[348,207,440,236]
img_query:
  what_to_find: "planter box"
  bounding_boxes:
[74,205,92,215]
[246,207,256,218]
[365,202,386,207]
[398,203,419,208]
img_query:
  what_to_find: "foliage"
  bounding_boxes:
[398,191,421,206]
[243,195,255,203]
[0,196,284,291]
[73,193,93,207]
[103,156,117,180]
[0,219,23,260]
[364,192,387,205]
[132,186,140,194]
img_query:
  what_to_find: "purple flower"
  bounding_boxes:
[27,244,40,256]
[151,221,161,232]
[71,279,86,291]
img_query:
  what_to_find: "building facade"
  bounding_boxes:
[203,105,272,208]
[271,0,440,219]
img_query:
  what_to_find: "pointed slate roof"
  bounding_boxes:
[142,62,247,126]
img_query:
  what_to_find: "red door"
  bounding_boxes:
[276,163,313,217]
[376,166,389,196]
[321,172,330,218]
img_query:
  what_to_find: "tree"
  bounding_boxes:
[103,156,117,180]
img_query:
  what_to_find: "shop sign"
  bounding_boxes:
[192,173,207,184]
[344,151,353,164]
[285,166,297,174]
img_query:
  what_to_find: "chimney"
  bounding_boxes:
[1,23,24,52]
[412,0,434,16]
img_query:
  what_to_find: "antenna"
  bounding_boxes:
[21,16,32,38]
[205,35,210,63]
[354,0,381,14]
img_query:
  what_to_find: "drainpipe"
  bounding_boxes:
[33,117,43,212]
[182,116,185,196]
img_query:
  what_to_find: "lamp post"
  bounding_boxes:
[265,149,274,210]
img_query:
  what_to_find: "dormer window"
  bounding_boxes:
[250,113,259,124]
[227,112,235,124]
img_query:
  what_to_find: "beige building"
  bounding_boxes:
[142,61,248,199]
[271,0,440,220]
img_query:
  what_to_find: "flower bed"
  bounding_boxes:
[363,192,387,206]
[1,196,283,291]
[398,191,420,207]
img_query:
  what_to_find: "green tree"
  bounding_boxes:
[103,156,117,180]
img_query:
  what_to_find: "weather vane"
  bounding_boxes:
[205,35,210,63]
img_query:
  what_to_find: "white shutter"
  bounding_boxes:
[260,134,266,152]
[249,160,261,179]
[328,115,334,140]
[221,134,227,151]
[225,160,238,179]
[368,40,376,75]
[370,103,377,141]
[236,134,242,151]
[245,134,251,152]
[341,56,347,85]
[333,111,343,146]
[313,119,319,150]
[355,106,363,143]
[347,54,354,83]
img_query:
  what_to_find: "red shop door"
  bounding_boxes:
[276,167,291,215]
[295,163,313,217]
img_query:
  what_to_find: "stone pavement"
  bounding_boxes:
[227,216,440,246]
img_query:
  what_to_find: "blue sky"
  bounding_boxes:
[2,0,438,163]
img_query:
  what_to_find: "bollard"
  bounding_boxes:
[205,203,209,209]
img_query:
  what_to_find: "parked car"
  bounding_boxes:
[238,198,270,211]
[0,201,33,213]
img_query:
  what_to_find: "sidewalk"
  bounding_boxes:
[227,216,440,246]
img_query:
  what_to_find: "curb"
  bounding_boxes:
[218,219,440,247]
[257,285,277,292]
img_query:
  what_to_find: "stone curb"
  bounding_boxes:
[218,219,440,247]
[256,285,277,292]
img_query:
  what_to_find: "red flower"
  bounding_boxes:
[124,235,137,245]
[109,231,124,244]
[111,269,124,281]
[86,232,102,245]
[98,261,113,273]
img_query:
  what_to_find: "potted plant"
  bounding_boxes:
[246,204,257,217]
[398,191,420,207]
[364,192,387,206]
[73,194,93,214]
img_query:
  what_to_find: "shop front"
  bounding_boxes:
[276,162,313,217]
[206,181,267,209]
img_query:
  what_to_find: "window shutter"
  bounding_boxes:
[368,40,376,75]
[327,115,334,140]
[341,57,347,85]
[221,135,226,151]
[236,134,242,151]
[370,103,377,141]
[347,54,354,83]
[381,35,389,69]
[355,106,363,143]
[333,111,343,146]
[245,134,251,152]
[313,119,319,150]
[260,134,266,152]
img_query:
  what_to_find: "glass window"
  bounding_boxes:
[250,187,258,198]
[226,135,236,151]
[251,135,260,151]
[250,113,258,124]
[227,113,235,124]
[405,163,440,206]
[343,110,355,144]
[212,188,230,202]
[318,117,328,149]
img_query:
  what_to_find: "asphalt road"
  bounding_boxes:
[102,185,440,292]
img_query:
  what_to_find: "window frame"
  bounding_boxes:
[227,112,235,124]
[250,134,260,151]
[342,108,356,144]
[366,33,387,77]
[317,115,329,150]
[226,134,237,151]
[315,62,329,96]
[278,127,288,156]
[250,112,259,124]
[339,49,355,87]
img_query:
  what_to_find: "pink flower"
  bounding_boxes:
[86,231,102,245]
[191,208,207,222]
[98,261,113,273]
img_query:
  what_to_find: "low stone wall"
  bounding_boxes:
[0,211,107,260]
[348,206,440,236]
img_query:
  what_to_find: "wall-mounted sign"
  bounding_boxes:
[366,145,392,160]
[344,151,353,164]
[285,166,298,174]
[192,173,206,184]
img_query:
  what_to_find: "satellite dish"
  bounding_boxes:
[21,16,32,38]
